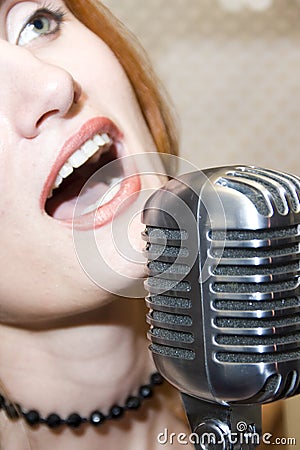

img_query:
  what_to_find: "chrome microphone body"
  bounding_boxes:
[142,166,300,450]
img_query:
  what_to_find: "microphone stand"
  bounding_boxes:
[181,393,262,450]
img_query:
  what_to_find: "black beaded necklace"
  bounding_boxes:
[0,372,163,429]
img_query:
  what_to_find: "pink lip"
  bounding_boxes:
[71,174,141,231]
[41,117,141,230]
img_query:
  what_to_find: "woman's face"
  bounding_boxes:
[0,0,167,324]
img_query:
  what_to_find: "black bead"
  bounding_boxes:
[125,396,141,410]
[109,405,124,420]
[67,413,83,428]
[46,413,62,428]
[0,372,162,429]
[24,410,40,426]
[150,372,164,386]
[139,385,153,399]
[89,410,106,426]
[5,403,21,419]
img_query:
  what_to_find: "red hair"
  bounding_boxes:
[64,0,179,157]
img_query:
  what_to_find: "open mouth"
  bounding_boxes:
[43,119,141,230]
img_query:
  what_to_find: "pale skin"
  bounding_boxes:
[0,1,194,449]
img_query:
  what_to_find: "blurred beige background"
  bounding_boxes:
[103,0,299,447]
[104,0,300,176]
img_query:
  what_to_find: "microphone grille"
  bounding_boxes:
[210,224,300,362]
[216,166,300,216]
[143,226,197,361]
[209,168,300,401]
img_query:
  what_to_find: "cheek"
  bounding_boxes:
[84,53,139,121]
[61,25,141,119]
[0,134,15,204]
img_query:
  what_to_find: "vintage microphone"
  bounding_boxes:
[142,166,300,449]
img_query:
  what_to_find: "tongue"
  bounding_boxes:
[47,180,113,220]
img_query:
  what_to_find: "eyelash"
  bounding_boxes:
[17,2,66,45]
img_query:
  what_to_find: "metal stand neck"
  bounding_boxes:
[181,393,262,450]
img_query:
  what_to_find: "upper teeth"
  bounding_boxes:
[48,132,111,198]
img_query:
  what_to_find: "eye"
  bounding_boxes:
[17,8,65,46]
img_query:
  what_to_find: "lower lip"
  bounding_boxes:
[63,174,141,231]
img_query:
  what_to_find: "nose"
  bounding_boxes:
[0,42,82,139]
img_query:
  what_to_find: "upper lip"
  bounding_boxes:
[41,117,123,209]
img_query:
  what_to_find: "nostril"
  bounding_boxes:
[73,81,82,104]
[36,109,60,128]
[35,80,81,129]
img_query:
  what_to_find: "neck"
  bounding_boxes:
[0,298,153,411]
[0,298,179,450]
